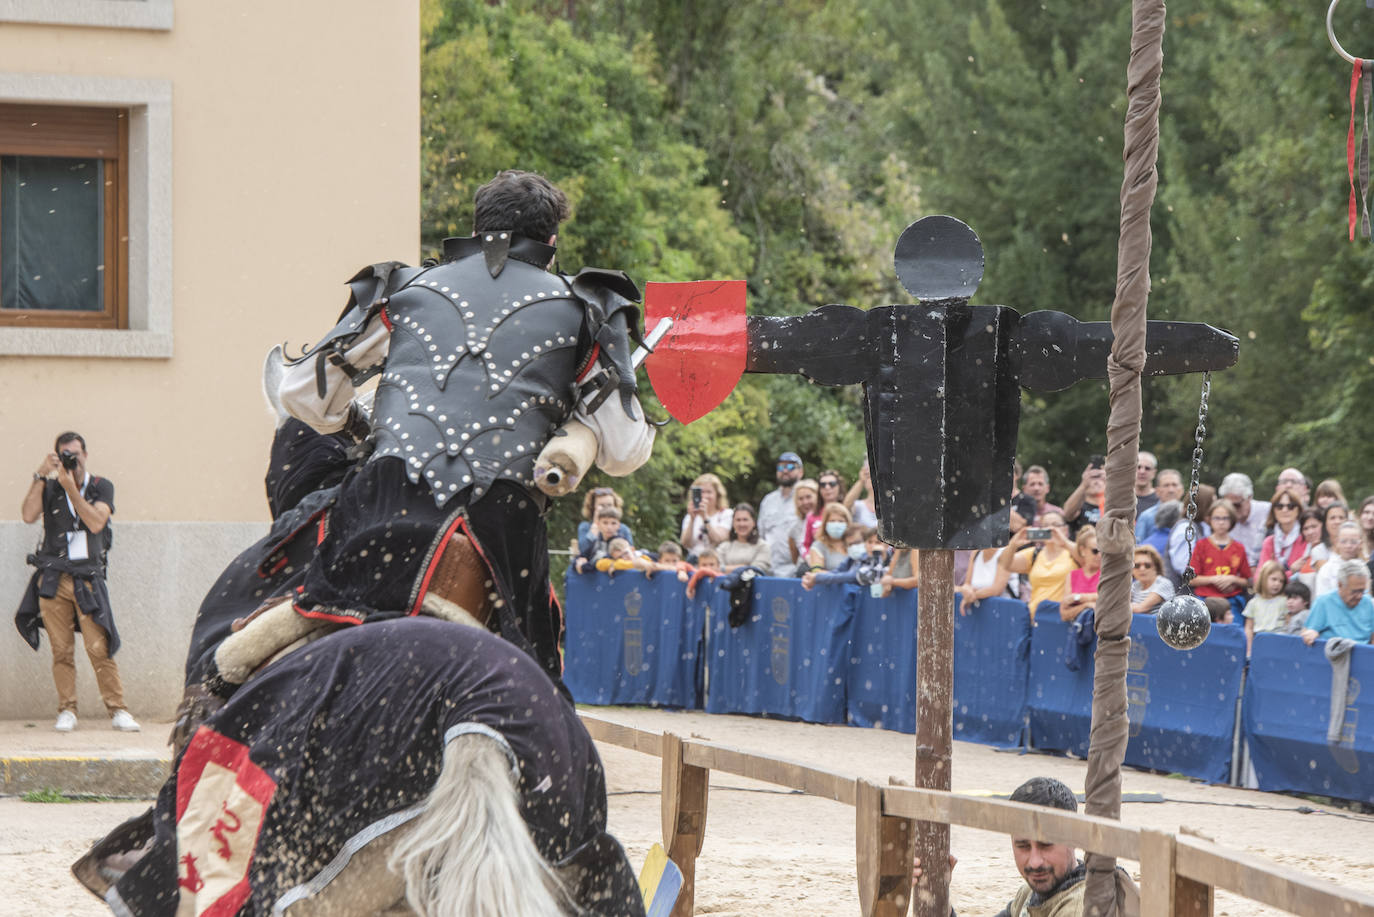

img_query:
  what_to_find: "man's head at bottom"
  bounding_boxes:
[1008,776,1079,896]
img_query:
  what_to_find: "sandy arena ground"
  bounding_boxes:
[4,706,1373,916]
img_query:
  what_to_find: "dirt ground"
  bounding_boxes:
[5,706,1374,916]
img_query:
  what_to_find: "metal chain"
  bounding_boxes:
[1180,371,1212,591]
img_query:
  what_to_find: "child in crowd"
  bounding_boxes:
[685,549,720,598]
[1312,521,1370,597]
[800,525,868,590]
[574,505,627,573]
[594,537,651,575]
[1203,596,1234,625]
[645,541,693,580]
[1243,560,1288,656]
[1279,580,1312,635]
[1189,501,1251,621]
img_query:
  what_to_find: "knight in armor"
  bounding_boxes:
[207,170,654,694]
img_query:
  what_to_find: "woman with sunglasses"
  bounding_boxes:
[1257,493,1306,574]
[801,469,847,553]
[1129,545,1174,614]
[576,487,631,554]
[1060,527,1102,621]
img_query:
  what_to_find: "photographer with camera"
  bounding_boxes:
[679,473,732,560]
[15,432,139,732]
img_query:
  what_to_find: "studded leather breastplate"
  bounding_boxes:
[370,245,586,508]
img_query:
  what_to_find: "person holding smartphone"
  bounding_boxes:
[1060,455,1106,537]
[999,510,1079,620]
[680,473,732,559]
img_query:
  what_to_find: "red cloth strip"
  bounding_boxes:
[1351,61,1363,241]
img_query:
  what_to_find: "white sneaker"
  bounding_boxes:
[110,710,141,732]
[54,711,77,732]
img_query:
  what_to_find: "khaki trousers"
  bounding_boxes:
[38,573,127,715]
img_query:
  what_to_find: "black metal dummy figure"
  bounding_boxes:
[645,214,1238,917]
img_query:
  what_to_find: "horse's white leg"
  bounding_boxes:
[388,733,569,917]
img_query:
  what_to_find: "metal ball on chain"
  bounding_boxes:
[1155,593,1211,650]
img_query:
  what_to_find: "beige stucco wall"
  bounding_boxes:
[0,1,420,524]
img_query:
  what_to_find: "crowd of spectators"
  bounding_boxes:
[566,451,1374,650]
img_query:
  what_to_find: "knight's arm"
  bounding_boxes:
[276,262,415,433]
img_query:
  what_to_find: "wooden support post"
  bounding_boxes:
[662,732,709,917]
[913,548,954,917]
[1140,828,1213,917]
[856,779,917,917]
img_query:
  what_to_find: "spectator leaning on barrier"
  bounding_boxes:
[801,524,867,590]
[575,504,626,573]
[1218,472,1270,568]
[1244,561,1289,656]
[807,504,855,573]
[576,486,631,555]
[717,503,772,574]
[1301,560,1374,645]
[1135,468,1183,541]
[14,432,139,733]
[1279,580,1312,635]
[758,451,804,576]
[1130,545,1174,615]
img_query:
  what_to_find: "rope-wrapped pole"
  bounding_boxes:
[1083,1,1164,914]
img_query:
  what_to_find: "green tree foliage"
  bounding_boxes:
[422,0,1374,557]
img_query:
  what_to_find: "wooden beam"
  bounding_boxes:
[882,787,1141,861]
[579,713,664,757]
[661,733,709,917]
[680,739,857,806]
[856,778,917,917]
[1176,835,1374,917]
[913,548,954,917]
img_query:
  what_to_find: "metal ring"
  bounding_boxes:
[1329,0,1363,66]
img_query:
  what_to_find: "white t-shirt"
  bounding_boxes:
[681,508,733,555]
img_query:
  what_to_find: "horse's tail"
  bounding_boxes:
[389,732,569,917]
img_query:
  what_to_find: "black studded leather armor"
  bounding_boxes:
[371,235,623,508]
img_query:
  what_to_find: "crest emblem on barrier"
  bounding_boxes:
[623,588,644,675]
[1125,639,1150,737]
[769,596,790,686]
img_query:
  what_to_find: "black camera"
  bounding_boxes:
[690,485,703,509]
[59,451,79,472]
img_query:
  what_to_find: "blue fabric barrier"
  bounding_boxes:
[1027,615,1246,783]
[1244,634,1374,803]
[846,592,1031,748]
[704,577,855,723]
[563,570,704,708]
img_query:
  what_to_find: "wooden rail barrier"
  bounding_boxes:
[580,713,1374,917]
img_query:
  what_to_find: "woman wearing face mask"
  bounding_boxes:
[803,469,848,552]
[806,502,854,572]
[717,503,772,574]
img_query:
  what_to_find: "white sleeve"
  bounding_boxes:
[579,395,655,477]
[278,315,391,433]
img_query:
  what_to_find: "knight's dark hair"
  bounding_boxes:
[55,431,86,453]
[1009,776,1077,813]
[473,170,570,243]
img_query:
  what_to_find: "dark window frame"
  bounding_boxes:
[0,103,129,329]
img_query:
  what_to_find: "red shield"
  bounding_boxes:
[644,280,747,424]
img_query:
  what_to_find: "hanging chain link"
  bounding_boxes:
[1180,371,1212,592]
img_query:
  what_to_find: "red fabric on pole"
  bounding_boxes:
[1350,60,1362,241]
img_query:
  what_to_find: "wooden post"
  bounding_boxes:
[913,548,954,917]
[662,732,709,917]
[1140,828,1213,917]
[856,779,917,917]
